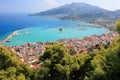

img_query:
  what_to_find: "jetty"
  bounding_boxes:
[0,31,18,45]
[0,28,30,46]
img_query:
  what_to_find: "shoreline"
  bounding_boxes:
[0,31,18,45]
[34,16,113,30]
[59,17,116,31]
[0,28,29,46]
[3,31,117,47]
[5,31,119,65]
[0,26,112,46]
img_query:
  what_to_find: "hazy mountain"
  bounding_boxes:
[33,2,120,25]
[36,3,107,15]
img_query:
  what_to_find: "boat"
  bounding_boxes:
[25,27,29,35]
[77,28,87,30]
[25,31,29,35]
[6,40,11,42]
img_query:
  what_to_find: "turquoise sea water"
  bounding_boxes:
[4,27,109,46]
[0,14,109,46]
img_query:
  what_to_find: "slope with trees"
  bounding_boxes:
[0,46,34,80]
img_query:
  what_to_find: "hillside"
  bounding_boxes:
[33,2,120,29]
[35,3,108,16]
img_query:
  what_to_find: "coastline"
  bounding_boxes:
[58,17,116,31]
[2,28,109,46]
[0,28,28,46]
[2,30,117,47]
[0,31,18,45]
[5,31,119,65]
[34,15,111,29]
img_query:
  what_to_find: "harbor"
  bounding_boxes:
[2,26,109,46]
[0,31,18,45]
[0,28,29,46]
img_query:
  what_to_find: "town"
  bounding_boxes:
[5,31,119,69]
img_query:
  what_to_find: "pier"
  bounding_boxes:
[0,31,18,45]
[0,28,29,46]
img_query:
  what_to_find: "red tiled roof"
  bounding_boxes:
[31,64,40,69]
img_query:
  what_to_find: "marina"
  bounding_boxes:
[0,28,29,45]
[0,31,18,45]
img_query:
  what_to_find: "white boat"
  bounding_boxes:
[25,27,29,35]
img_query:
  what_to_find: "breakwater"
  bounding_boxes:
[0,31,18,45]
[0,28,28,46]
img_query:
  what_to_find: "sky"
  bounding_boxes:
[0,0,120,13]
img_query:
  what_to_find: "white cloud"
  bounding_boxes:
[39,0,59,11]
[45,0,58,6]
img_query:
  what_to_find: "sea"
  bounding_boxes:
[0,13,109,46]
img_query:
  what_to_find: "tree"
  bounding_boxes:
[0,46,33,80]
[89,38,120,80]
[91,53,106,80]
[69,47,76,55]
[70,54,92,80]
[39,43,80,80]
[104,40,120,80]
[116,19,120,34]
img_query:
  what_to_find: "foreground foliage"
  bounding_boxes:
[37,38,120,80]
[116,19,120,33]
[0,46,34,80]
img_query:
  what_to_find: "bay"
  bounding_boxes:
[0,13,109,46]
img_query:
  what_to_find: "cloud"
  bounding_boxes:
[39,0,59,11]
[46,0,58,6]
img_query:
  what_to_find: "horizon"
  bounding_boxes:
[0,0,120,13]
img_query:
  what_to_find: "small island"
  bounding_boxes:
[58,27,64,31]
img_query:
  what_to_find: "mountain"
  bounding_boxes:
[112,10,120,17]
[33,2,120,28]
[35,3,108,16]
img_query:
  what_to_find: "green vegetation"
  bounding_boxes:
[116,19,120,33]
[38,43,79,80]
[36,39,120,80]
[0,46,34,80]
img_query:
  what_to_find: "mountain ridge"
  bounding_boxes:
[33,2,120,29]
[35,2,109,16]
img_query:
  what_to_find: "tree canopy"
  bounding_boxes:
[116,19,120,34]
[37,39,120,80]
[0,46,33,80]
